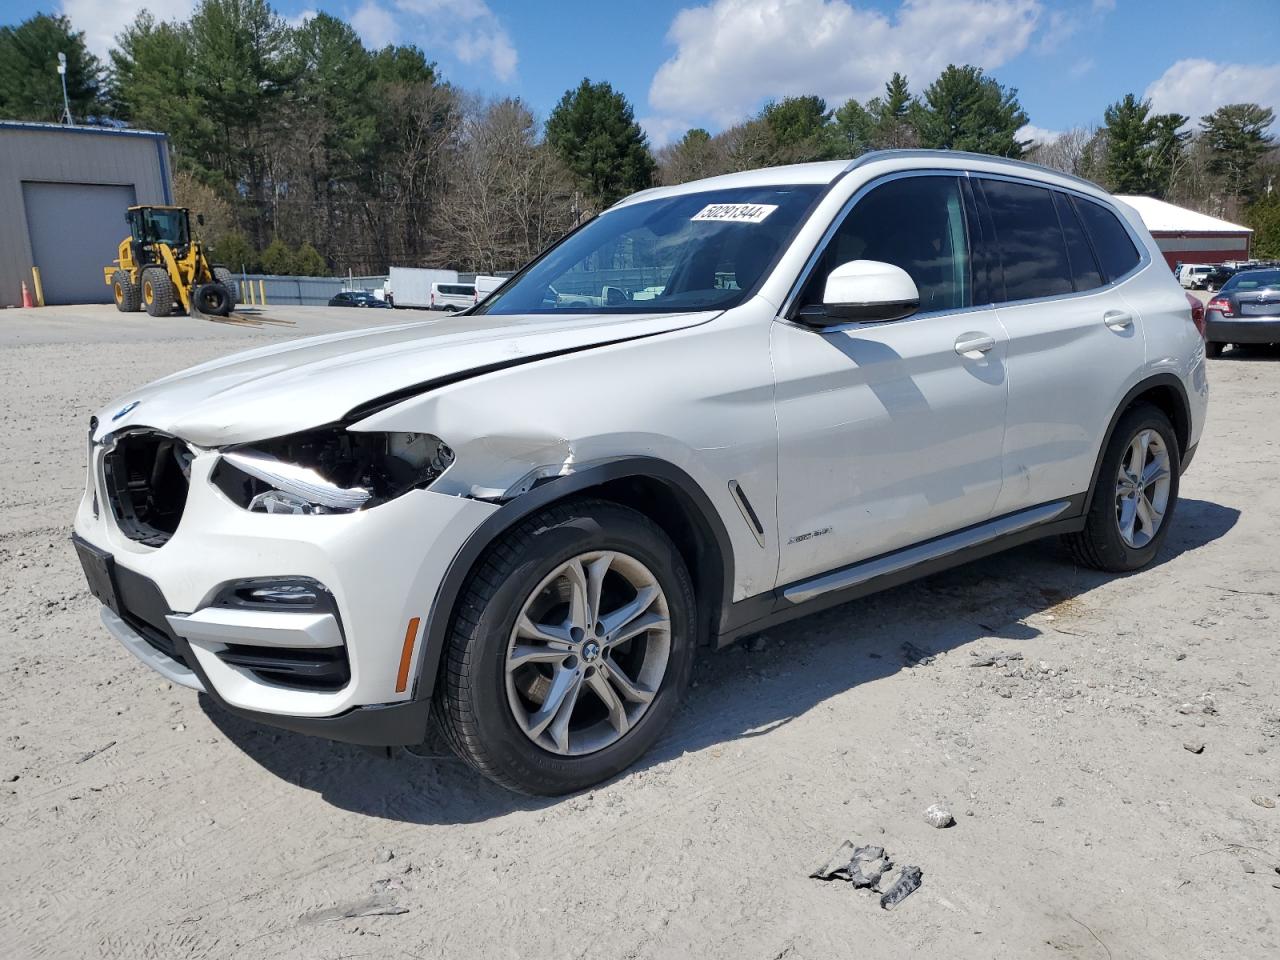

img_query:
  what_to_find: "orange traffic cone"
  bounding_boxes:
[21,281,33,308]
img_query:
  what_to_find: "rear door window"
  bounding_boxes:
[1072,197,1141,282]
[978,178,1074,302]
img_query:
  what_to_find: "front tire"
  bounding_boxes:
[432,499,696,795]
[141,267,173,317]
[1064,402,1180,572]
[112,269,140,312]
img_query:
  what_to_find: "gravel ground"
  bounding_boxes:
[1,304,1278,959]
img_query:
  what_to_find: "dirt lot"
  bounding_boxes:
[1,304,1278,959]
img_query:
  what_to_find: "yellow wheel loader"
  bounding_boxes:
[104,206,238,317]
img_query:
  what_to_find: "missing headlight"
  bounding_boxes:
[211,427,454,514]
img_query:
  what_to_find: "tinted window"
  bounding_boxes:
[804,175,971,313]
[979,179,1073,301]
[1072,197,1141,282]
[1053,191,1103,291]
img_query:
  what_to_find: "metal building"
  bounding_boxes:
[0,121,173,307]
[1116,195,1252,270]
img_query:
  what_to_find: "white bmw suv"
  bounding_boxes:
[74,151,1208,795]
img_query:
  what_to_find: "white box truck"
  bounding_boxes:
[387,267,459,308]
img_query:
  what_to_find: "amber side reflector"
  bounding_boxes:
[396,617,421,694]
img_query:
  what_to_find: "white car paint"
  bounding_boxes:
[74,150,1207,743]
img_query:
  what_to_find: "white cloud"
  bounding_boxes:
[62,0,516,83]
[1091,0,1115,11]
[648,0,1042,129]
[1068,57,1095,78]
[1037,8,1079,53]
[351,1,398,49]
[1017,123,1062,144]
[286,9,319,29]
[389,0,518,81]
[455,28,517,82]
[1145,59,1280,127]
[639,114,696,149]
[61,0,195,60]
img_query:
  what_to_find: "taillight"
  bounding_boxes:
[1185,292,1206,337]
[1206,296,1232,317]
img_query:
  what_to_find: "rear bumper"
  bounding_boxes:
[1204,316,1280,344]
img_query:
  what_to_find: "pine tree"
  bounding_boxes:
[546,79,656,209]
[913,65,1027,158]
[1201,103,1276,205]
[0,14,103,123]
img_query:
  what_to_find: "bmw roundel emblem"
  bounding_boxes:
[112,400,141,421]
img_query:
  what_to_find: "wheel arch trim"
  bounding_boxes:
[1084,372,1192,514]
[411,456,737,702]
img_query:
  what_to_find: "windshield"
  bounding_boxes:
[476,185,824,315]
[135,209,189,246]
[1222,269,1280,291]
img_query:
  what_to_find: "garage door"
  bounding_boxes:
[22,181,137,305]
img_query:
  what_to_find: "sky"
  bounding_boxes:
[3,0,1279,146]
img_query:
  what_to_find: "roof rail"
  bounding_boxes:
[841,148,1105,193]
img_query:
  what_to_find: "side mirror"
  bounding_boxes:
[796,260,920,327]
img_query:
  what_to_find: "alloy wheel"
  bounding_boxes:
[505,551,671,756]
[1114,429,1171,548]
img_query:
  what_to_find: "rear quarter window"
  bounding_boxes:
[1052,191,1103,291]
[1072,197,1141,282]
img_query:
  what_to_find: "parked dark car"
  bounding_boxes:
[1203,265,1236,291]
[1204,268,1280,357]
[328,290,392,308]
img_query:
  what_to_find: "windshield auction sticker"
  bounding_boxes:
[691,203,778,223]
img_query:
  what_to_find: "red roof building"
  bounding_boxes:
[1116,195,1252,270]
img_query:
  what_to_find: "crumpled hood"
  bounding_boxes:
[94,311,717,446]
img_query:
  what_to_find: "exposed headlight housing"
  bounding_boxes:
[211,427,454,515]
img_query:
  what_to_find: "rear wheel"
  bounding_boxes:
[212,266,238,309]
[1205,341,1224,358]
[111,269,140,312]
[1064,402,1180,572]
[432,499,696,795]
[141,267,173,317]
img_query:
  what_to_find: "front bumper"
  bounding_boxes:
[74,442,496,742]
[1204,314,1280,345]
[100,598,432,743]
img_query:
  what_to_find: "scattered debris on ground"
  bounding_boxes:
[902,642,936,666]
[302,893,409,923]
[923,803,955,828]
[968,651,1024,667]
[810,841,891,887]
[1184,740,1205,754]
[879,865,924,910]
[811,840,924,910]
[75,740,116,764]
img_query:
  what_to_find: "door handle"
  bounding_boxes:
[954,333,996,357]
[1103,309,1133,330]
